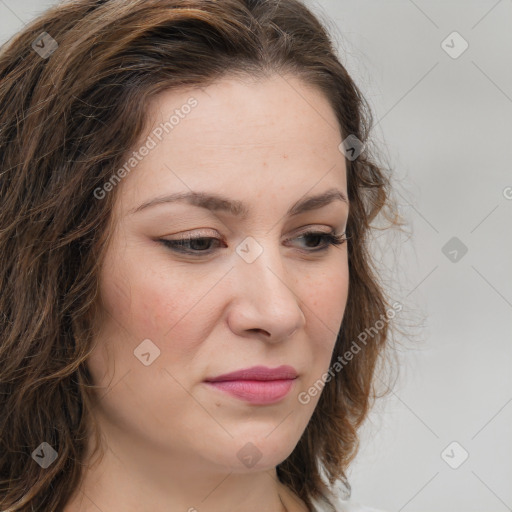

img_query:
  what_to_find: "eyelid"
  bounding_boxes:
[165,225,341,241]
[165,229,221,239]
[284,225,338,240]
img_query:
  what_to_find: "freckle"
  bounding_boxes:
[283,154,288,159]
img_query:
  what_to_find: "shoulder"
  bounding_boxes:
[337,503,387,512]
[310,495,386,512]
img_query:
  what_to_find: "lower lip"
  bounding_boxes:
[205,379,296,404]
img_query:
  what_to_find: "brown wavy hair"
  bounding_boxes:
[0,0,406,510]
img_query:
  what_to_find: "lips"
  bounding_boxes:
[204,365,298,405]
[204,365,298,383]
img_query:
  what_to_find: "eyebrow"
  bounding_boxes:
[129,187,349,217]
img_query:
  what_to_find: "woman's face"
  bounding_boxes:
[88,73,349,475]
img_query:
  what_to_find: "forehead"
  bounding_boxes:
[145,72,342,151]
[115,73,347,215]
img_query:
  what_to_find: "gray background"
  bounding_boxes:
[1,1,511,511]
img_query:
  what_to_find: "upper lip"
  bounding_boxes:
[204,365,298,382]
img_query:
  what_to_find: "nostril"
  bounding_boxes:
[249,328,269,336]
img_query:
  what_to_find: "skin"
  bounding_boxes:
[65,73,350,512]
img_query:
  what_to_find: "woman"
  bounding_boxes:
[0,0,403,510]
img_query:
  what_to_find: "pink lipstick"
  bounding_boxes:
[204,365,297,404]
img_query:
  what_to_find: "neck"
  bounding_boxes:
[64,441,307,512]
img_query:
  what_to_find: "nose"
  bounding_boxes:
[226,242,306,342]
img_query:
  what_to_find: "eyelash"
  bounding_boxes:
[159,230,348,256]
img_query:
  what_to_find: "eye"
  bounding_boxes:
[159,234,225,255]
[284,230,348,253]
[159,230,348,256]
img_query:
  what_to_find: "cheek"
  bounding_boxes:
[299,261,349,376]
[98,252,220,368]
[301,260,349,331]
[87,260,208,425]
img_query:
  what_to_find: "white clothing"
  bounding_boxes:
[310,492,385,512]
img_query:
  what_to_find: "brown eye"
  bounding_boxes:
[287,231,347,252]
[160,236,224,255]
